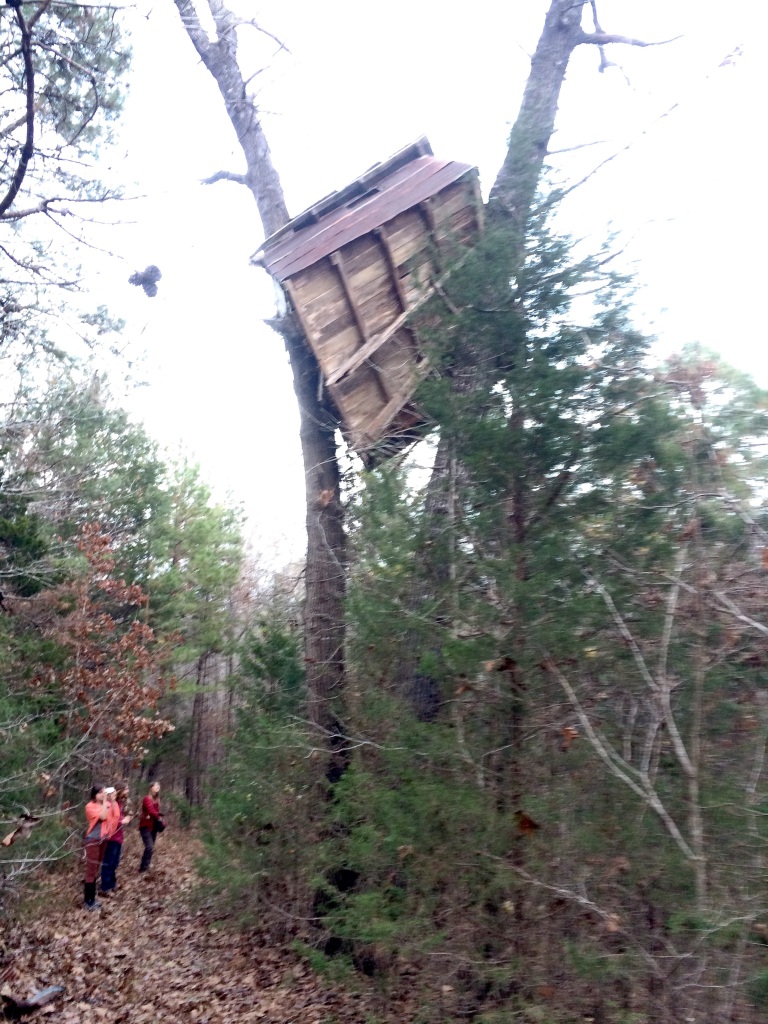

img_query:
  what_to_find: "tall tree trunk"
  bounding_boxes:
[281,318,346,733]
[414,0,652,662]
[172,1,345,734]
[488,0,588,236]
[397,0,592,712]
[185,651,234,803]
[186,652,210,805]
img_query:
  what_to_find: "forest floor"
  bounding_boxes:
[0,828,385,1024]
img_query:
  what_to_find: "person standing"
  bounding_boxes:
[138,781,163,873]
[83,785,118,910]
[100,781,132,896]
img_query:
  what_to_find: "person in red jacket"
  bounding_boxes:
[138,781,163,873]
[83,784,119,910]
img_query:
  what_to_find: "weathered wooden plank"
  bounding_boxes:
[303,239,403,346]
[330,367,389,425]
[374,330,420,380]
[295,248,400,335]
[359,391,416,444]
[375,226,409,312]
[291,265,350,334]
[291,259,342,304]
[338,373,428,457]
[382,210,432,263]
[470,173,485,234]
[434,208,478,252]
[325,280,440,390]
[324,315,417,390]
[345,253,397,308]
[330,251,370,343]
[311,276,398,352]
[339,232,382,267]
[419,195,438,237]
[313,307,355,349]
[434,190,481,232]
[314,323,361,377]
[357,288,403,338]
[300,294,352,341]
[384,226,430,262]
[430,181,475,225]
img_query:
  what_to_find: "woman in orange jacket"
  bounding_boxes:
[83,785,119,910]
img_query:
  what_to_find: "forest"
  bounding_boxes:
[1,1,766,1022]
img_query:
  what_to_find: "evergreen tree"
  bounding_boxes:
[318,230,768,1020]
[6,374,170,586]
[143,461,244,804]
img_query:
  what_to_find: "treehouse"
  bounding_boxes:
[253,138,482,464]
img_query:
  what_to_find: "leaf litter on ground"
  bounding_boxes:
[0,826,390,1023]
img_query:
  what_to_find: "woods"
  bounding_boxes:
[1,0,766,1021]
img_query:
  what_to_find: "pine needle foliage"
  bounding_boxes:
[204,213,768,1021]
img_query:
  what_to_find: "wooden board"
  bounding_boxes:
[280,172,481,459]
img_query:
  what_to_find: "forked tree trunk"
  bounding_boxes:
[173,0,345,734]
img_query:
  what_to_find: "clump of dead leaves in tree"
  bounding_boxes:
[30,525,177,757]
[1,828,390,1024]
[1,812,42,850]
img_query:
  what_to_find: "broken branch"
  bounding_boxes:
[201,170,248,186]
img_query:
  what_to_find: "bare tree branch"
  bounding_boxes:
[478,851,667,976]
[201,169,248,186]
[585,572,658,693]
[0,3,44,217]
[578,30,682,48]
[544,655,697,862]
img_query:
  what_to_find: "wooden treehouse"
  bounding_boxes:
[253,138,482,464]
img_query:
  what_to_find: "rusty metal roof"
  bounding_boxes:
[253,139,477,283]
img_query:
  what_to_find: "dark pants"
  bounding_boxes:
[139,827,155,872]
[100,839,123,892]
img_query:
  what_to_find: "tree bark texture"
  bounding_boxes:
[172,0,346,733]
[489,0,588,238]
[185,652,231,804]
[279,318,346,734]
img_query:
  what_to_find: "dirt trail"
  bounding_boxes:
[1,827,373,1023]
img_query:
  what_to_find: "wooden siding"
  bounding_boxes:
[256,144,482,463]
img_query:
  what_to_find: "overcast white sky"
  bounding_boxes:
[87,0,766,563]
